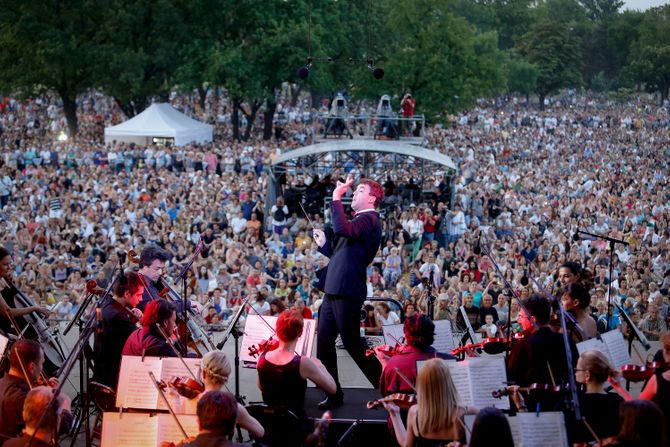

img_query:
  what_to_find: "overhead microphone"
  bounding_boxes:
[520,268,529,287]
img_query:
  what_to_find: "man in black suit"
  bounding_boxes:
[313,176,384,409]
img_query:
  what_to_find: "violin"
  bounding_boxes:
[248,337,279,358]
[491,383,567,399]
[451,333,525,357]
[621,361,665,382]
[366,393,417,410]
[169,376,205,399]
[366,344,404,358]
[88,279,141,324]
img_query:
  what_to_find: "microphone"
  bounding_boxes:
[520,268,529,287]
[573,232,597,242]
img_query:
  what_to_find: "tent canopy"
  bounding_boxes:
[104,103,213,146]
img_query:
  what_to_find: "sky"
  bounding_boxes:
[623,0,668,10]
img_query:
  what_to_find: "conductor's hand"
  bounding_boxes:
[313,229,326,248]
[332,175,354,201]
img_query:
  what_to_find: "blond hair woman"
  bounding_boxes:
[383,358,473,446]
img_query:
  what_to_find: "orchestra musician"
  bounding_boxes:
[179,391,253,447]
[122,300,181,357]
[0,340,72,445]
[0,247,50,335]
[506,294,577,411]
[571,349,623,444]
[197,351,265,440]
[383,358,474,447]
[640,330,670,433]
[92,271,144,389]
[557,261,594,291]
[378,314,454,397]
[2,386,67,447]
[136,245,174,312]
[560,282,597,341]
[256,310,336,422]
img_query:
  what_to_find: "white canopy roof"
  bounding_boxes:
[104,103,213,146]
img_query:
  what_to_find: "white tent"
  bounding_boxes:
[104,103,213,146]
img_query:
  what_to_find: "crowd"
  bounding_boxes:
[0,91,669,339]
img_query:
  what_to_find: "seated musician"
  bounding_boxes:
[379,314,455,397]
[122,300,180,358]
[641,330,670,433]
[196,351,264,440]
[560,282,597,341]
[93,271,144,388]
[136,245,175,312]
[179,391,253,447]
[383,358,474,446]
[256,310,336,420]
[0,340,72,445]
[3,386,68,447]
[506,294,577,411]
[0,247,50,336]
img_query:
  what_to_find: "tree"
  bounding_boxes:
[517,20,583,108]
[0,0,101,136]
[93,0,187,118]
[507,58,539,104]
[358,0,506,120]
[630,45,670,104]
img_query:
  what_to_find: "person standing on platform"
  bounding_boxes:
[312,176,384,409]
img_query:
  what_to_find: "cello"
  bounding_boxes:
[0,277,66,375]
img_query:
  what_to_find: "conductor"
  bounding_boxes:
[313,176,384,409]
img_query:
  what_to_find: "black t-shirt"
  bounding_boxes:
[568,392,623,443]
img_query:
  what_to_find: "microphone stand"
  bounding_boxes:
[480,240,537,359]
[576,229,628,331]
[555,291,582,422]
[30,267,120,447]
[173,240,205,355]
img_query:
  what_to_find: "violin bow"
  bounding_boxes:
[155,324,200,383]
[148,371,190,440]
[394,367,417,393]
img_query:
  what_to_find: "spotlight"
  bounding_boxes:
[367,58,384,80]
[297,57,313,80]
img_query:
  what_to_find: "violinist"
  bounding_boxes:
[569,350,623,444]
[178,391,253,447]
[0,247,50,336]
[92,271,144,389]
[383,358,474,447]
[506,294,577,411]
[196,351,264,440]
[379,314,455,398]
[135,245,175,313]
[256,310,336,422]
[122,300,181,358]
[560,282,597,342]
[3,386,67,447]
[557,261,594,291]
[0,340,72,445]
[640,330,670,432]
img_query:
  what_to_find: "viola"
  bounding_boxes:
[366,393,417,410]
[248,337,279,358]
[621,362,665,382]
[169,376,205,399]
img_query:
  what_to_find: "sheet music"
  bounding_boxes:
[158,358,202,414]
[382,324,405,347]
[468,357,510,409]
[601,330,631,369]
[101,412,158,447]
[517,412,568,447]
[576,337,613,366]
[443,360,474,407]
[157,414,199,445]
[506,416,522,446]
[433,319,455,352]
[116,356,163,409]
[464,414,476,444]
[240,315,316,366]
